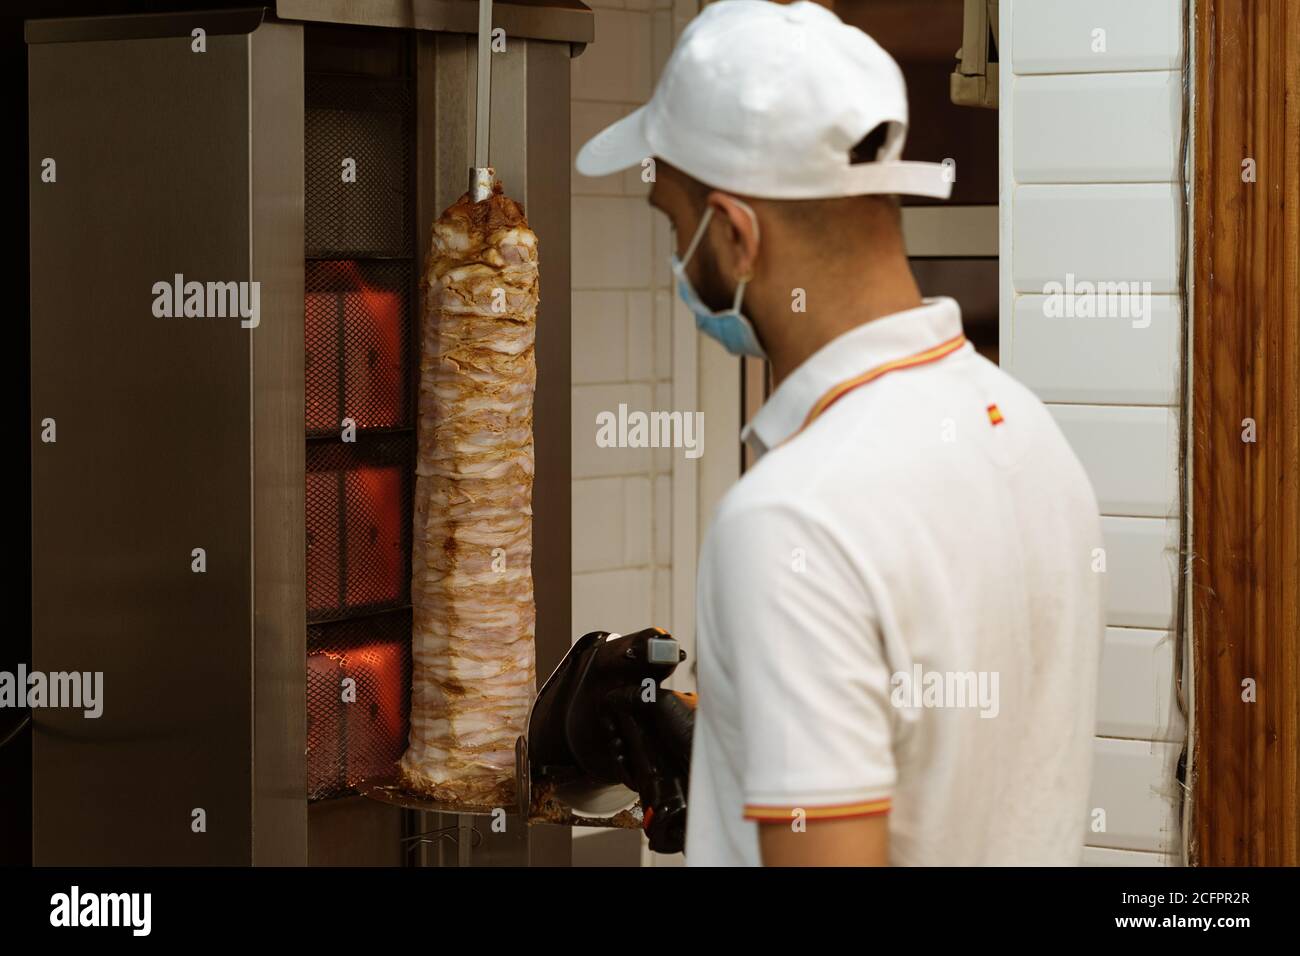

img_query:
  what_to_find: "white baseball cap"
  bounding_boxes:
[575,0,952,200]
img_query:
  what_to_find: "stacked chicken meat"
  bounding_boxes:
[399,183,539,808]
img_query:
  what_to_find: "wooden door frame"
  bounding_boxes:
[1191,0,1300,866]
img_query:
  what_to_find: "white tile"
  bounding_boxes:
[654,473,672,564]
[1086,737,1182,854]
[652,381,676,472]
[651,8,674,79]
[570,10,652,103]
[571,101,630,197]
[1048,405,1179,518]
[651,204,674,288]
[627,291,654,380]
[1100,516,1178,629]
[654,381,673,415]
[573,568,654,636]
[624,476,652,565]
[572,383,654,478]
[572,478,626,573]
[1096,628,1185,741]
[1011,0,1183,75]
[623,159,652,198]
[1008,294,1180,405]
[1012,184,1180,293]
[654,290,674,380]
[1082,846,1178,867]
[653,566,672,630]
[654,445,673,475]
[572,291,627,384]
[1013,72,1181,183]
[572,197,653,289]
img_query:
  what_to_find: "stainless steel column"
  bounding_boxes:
[28,10,306,865]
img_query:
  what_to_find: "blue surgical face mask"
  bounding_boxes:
[670,203,767,360]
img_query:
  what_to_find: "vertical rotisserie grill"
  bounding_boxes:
[28,1,586,866]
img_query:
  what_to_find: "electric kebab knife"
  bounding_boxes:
[525,628,697,854]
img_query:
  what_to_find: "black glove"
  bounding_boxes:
[602,685,695,854]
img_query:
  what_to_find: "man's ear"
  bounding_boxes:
[706,192,761,279]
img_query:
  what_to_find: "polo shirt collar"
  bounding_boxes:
[740,296,965,460]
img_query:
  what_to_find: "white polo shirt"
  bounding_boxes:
[685,297,1104,866]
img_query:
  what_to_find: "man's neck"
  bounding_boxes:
[761,267,924,388]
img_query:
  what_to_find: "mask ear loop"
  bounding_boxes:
[728,198,760,310]
[679,206,715,267]
[731,273,750,311]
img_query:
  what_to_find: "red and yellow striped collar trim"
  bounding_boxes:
[800,332,967,432]
[773,333,968,450]
[744,797,892,823]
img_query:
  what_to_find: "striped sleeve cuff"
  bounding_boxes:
[743,797,891,824]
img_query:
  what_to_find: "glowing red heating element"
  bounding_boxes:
[305,260,403,432]
[345,465,402,608]
[307,636,410,799]
[306,469,342,616]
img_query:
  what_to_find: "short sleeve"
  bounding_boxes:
[706,499,896,824]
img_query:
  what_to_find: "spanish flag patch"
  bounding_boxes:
[987,403,1004,426]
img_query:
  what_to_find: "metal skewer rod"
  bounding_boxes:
[471,0,494,201]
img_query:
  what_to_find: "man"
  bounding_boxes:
[576,0,1103,866]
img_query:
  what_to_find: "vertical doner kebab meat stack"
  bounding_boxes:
[397,0,538,809]
[399,181,539,807]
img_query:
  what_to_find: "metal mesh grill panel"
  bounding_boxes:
[305,259,413,435]
[305,74,413,258]
[306,434,413,623]
[307,610,412,801]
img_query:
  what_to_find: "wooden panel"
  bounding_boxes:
[1191,0,1300,866]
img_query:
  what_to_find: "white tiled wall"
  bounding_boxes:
[570,0,701,866]
[1000,0,1186,863]
[570,0,697,643]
